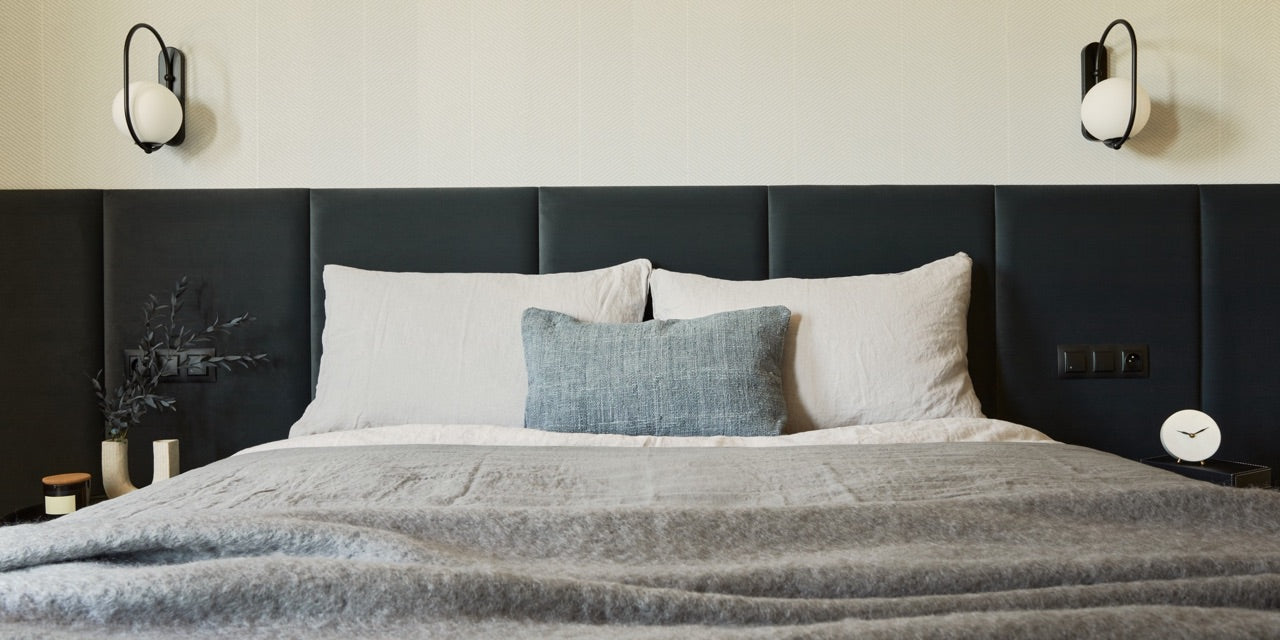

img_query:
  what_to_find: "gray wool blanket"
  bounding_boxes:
[2,441,1280,639]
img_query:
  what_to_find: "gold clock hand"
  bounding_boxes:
[1191,428,1207,436]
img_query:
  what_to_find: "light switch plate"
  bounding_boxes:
[1057,344,1148,379]
[1061,349,1088,374]
[1092,350,1116,372]
[122,347,217,383]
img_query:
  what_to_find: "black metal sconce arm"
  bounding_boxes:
[1081,18,1138,150]
[122,23,185,153]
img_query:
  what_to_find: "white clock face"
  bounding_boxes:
[1159,409,1221,462]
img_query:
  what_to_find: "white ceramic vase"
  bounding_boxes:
[152,439,179,484]
[101,440,137,498]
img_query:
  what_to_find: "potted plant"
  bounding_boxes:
[92,277,267,497]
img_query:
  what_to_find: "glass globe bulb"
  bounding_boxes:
[112,81,183,144]
[1081,77,1151,141]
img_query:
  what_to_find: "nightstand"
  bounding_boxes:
[1141,455,1272,488]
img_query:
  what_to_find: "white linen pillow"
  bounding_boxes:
[290,259,652,436]
[650,253,983,432]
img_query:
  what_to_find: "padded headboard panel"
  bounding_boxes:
[539,187,769,279]
[1200,185,1280,466]
[0,190,103,512]
[103,189,312,481]
[995,186,1202,458]
[769,185,996,415]
[9,183,1280,517]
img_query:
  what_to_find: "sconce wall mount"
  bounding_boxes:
[111,23,185,154]
[1080,19,1150,150]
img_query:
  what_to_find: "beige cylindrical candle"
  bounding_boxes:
[43,472,90,515]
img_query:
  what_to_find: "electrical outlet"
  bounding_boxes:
[1057,344,1148,379]
[1120,345,1148,376]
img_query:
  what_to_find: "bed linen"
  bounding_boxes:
[3,420,1280,639]
[650,253,984,431]
[293,259,653,436]
[241,417,1055,453]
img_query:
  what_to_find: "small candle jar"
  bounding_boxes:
[43,472,91,516]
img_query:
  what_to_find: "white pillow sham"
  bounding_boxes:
[290,259,652,437]
[650,253,983,431]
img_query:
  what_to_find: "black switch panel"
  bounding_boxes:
[1062,349,1088,373]
[123,347,218,383]
[1092,350,1116,372]
[1057,344,1148,379]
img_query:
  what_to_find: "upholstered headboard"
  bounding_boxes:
[2,184,1278,514]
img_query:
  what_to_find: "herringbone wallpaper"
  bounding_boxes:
[2,1,1276,188]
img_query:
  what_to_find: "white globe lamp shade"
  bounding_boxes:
[1081,77,1151,141]
[112,81,183,144]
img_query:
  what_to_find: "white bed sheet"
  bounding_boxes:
[240,418,1055,455]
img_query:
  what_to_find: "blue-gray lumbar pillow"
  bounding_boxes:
[521,305,791,437]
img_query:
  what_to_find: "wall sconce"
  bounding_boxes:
[1080,19,1150,150]
[111,23,185,153]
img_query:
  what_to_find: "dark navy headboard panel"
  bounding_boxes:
[0,190,103,515]
[769,185,997,415]
[1200,185,1280,468]
[539,187,769,279]
[8,183,1280,517]
[994,186,1202,458]
[103,189,312,482]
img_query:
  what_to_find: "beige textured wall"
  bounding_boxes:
[1,1,1276,188]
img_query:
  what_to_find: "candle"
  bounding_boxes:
[43,472,91,516]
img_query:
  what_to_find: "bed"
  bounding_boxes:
[3,186,1280,638]
[4,422,1280,638]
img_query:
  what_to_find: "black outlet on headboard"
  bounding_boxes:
[1057,344,1149,379]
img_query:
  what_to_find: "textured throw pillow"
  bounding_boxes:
[650,253,982,431]
[290,259,652,436]
[522,306,791,437]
